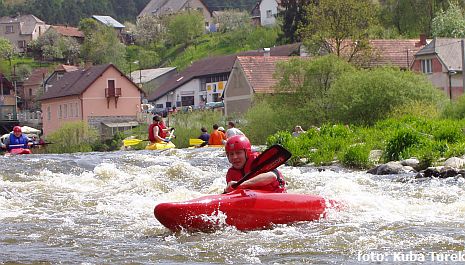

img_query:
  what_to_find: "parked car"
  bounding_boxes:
[205,101,224,109]
[151,107,168,117]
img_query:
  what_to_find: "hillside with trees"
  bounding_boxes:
[0,0,150,25]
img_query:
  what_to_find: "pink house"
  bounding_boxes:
[40,64,144,137]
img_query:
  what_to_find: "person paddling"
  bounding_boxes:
[0,126,33,151]
[223,135,286,193]
[208,124,226,145]
[148,115,172,143]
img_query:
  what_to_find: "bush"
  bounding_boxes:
[45,121,99,153]
[383,128,423,162]
[340,144,372,169]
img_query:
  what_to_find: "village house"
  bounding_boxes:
[0,73,18,134]
[224,56,291,116]
[147,43,303,111]
[0,14,49,53]
[251,0,281,27]
[411,38,463,100]
[20,67,49,111]
[40,64,144,138]
[48,25,84,43]
[129,67,177,96]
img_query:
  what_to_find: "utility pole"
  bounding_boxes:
[460,39,465,93]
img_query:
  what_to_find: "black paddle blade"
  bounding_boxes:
[231,145,292,189]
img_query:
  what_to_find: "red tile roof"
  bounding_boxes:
[50,25,84,38]
[367,39,424,69]
[237,56,291,93]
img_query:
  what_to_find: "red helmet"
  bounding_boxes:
[13,126,22,133]
[225,135,251,154]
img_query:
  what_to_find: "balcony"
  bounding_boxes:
[105,87,122,108]
[105,87,121,98]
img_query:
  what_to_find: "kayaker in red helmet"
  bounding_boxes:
[224,135,286,193]
[0,126,33,151]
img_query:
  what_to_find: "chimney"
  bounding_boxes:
[263,47,271,57]
[416,34,427,47]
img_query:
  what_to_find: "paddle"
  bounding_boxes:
[189,138,205,146]
[223,145,292,193]
[123,138,148,147]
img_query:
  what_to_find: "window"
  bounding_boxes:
[181,96,194,106]
[421,59,432,74]
[47,106,51,121]
[5,25,13,33]
[29,88,32,97]
[75,103,79,117]
[58,105,62,119]
[70,103,74,117]
[266,10,272,18]
[64,104,68,118]
[18,40,26,48]
[155,104,163,108]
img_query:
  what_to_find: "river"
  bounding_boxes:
[1,147,464,264]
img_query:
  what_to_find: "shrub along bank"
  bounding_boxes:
[266,116,465,169]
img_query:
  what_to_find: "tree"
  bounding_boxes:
[28,29,81,63]
[431,1,465,37]
[328,67,446,125]
[79,19,126,67]
[278,0,313,43]
[299,0,378,63]
[214,9,251,33]
[166,11,204,45]
[0,38,15,70]
[273,55,355,126]
[134,15,167,46]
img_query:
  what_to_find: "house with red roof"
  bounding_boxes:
[224,56,291,116]
[411,38,463,100]
[48,25,84,42]
[40,64,144,137]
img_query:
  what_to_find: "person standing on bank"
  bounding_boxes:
[226,121,244,139]
[223,135,286,193]
[0,126,33,151]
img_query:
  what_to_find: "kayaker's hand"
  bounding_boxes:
[224,181,237,193]
[27,142,33,147]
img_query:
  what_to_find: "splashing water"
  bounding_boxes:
[0,148,464,264]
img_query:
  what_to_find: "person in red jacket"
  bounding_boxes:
[223,135,286,193]
[148,115,172,143]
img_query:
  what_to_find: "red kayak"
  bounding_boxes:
[154,189,337,232]
[7,148,32,155]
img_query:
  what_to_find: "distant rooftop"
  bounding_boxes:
[130,67,176,84]
[92,15,125,28]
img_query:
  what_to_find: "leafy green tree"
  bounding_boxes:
[214,9,251,33]
[80,18,126,67]
[278,0,313,43]
[299,0,378,62]
[166,11,204,45]
[329,67,447,125]
[432,1,465,37]
[273,55,355,126]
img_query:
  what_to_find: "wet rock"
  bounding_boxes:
[367,161,410,175]
[444,157,465,169]
[400,158,420,170]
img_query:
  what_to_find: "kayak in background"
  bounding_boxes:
[154,189,338,232]
[6,148,32,156]
[145,142,175,150]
